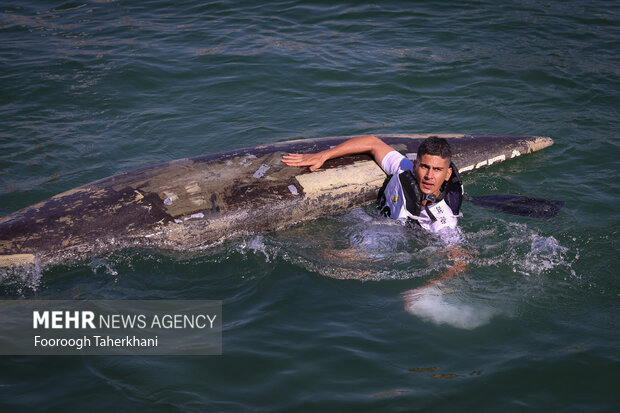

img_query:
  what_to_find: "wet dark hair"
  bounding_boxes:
[417,136,452,162]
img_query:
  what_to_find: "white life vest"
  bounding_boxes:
[377,161,464,233]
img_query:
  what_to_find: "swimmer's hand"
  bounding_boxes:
[282,152,327,172]
[401,288,420,308]
[282,135,392,172]
[401,282,442,307]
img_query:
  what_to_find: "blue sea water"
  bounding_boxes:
[1,0,619,411]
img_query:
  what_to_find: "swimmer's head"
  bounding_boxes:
[414,137,453,197]
[417,136,452,162]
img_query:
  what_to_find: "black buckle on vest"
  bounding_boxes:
[423,193,437,204]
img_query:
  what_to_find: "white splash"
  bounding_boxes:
[404,285,499,329]
[90,258,118,277]
[238,236,272,262]
[520,234,570,275]
[0,259,44,294]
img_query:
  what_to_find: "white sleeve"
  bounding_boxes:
[380,150,407,175]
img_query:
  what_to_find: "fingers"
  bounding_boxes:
[281,153,307,164]
[281,153,323,171]
[401,289,421,307]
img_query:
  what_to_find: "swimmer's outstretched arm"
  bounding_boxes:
[402,246,476,307]
[282,135,394,172]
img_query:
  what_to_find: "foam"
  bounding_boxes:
[237,235,273,263]
[0,259,43,295]
[90,258,119,277]
[520,234,571,275]
[404,285,499,329]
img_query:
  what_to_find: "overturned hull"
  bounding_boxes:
[0,134,553,267]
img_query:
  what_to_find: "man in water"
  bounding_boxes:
[282,134,463,232]
[282,135,470,301]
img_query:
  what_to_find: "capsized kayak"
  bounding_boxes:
[0,134,553,267]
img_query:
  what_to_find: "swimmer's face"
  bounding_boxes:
[414,154,452,197]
